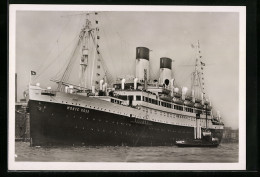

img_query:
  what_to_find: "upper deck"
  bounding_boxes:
[97,88,212,120]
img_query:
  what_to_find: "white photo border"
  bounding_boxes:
[8,4,246,171]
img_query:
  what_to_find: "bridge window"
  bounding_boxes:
[136,95,141,101]
[118,95,127,100]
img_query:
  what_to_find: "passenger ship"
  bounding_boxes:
[28,12,224,146]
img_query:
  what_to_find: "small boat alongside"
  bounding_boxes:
[175,137,219,147]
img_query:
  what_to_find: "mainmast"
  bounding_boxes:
[191,40,205,102]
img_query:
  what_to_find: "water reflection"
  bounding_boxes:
[15,142,238,162]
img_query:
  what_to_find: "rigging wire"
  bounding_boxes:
[36,16,71,73]
[90,33,114,85]
[33,15,81,82]
[57,38,81,91]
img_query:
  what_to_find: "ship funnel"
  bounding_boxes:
[92,85,95,94]
[217,111,221,119]
[201,93,204,105]
[69,85,73,93]
[65,86,69,93]
[170,79,174,89]
[192,89,195,102]
[102,83,107,92]
[121,78,126,90]
[135,47,150,83]
[134,78,138,90]
[182,87,188,100]
[170,79,175,96]
[174,87,179,93]
[159,57,172,85]
[99,80,104,90]
[209,96,212,106]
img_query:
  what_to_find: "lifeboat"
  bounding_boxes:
[204,105,212,110]
[162,88,171,95]
[185,95,192,101]
[195,98,202,103]
[184,100,194,107]
[159,94,172,102]
[204,100,210,105]
[194,103,203,109]
[173,92,181,98]
[173,97,184,105]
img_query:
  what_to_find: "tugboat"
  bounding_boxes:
[175,104,220,147]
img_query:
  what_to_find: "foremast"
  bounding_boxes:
[57,12,101,92]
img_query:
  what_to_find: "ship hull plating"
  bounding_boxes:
[29,100,223,146]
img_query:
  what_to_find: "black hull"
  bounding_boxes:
[29,100,223,146]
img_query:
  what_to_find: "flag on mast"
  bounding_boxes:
[200,61,205,66]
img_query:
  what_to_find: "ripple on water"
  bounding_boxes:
[15,142,238,162]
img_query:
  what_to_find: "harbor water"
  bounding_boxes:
[15,142,238,162]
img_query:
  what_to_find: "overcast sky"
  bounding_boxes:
[15,10,239,129]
